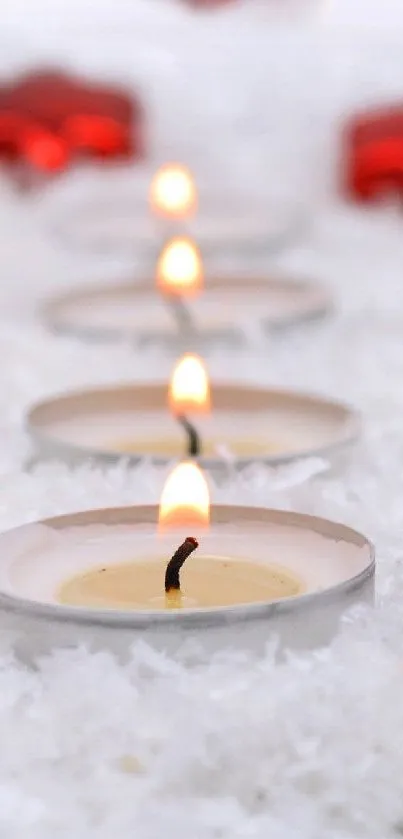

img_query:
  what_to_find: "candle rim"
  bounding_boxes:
[0,505,375,626]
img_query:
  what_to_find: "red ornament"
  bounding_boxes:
[0,68,145,186]
[344,105,403,202]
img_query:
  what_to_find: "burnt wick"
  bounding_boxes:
[165,537,199,593]
[177,415,201,457]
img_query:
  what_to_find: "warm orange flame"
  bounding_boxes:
[168,353,211,415]
[150,164,197,218]
[156,237,203,297]
[159,461,210,531]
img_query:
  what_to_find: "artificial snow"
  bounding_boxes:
[0,1,403,836]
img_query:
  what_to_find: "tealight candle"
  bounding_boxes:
[0,462,374,660]
[49,164,309,261]
[27,379,360,469]
[44,275,331,348]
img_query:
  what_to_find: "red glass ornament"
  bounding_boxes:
[344,105,403,202]
[0,68,145,184]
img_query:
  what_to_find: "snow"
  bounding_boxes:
[0,1,403,835]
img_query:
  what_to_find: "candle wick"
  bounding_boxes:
[165,294,196,334]
[176,415,201,457]
[165,536,199,593]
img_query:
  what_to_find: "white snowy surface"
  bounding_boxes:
[1,2,403,836]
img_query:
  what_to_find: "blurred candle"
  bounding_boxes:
[169,353,211,414]
[149,163,197,219]
[156,236,203,297]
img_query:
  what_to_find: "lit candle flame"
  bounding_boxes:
[157,237,203,296]
[159,461,210,531]
[169,353,211,415]
[150,164,197,219]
